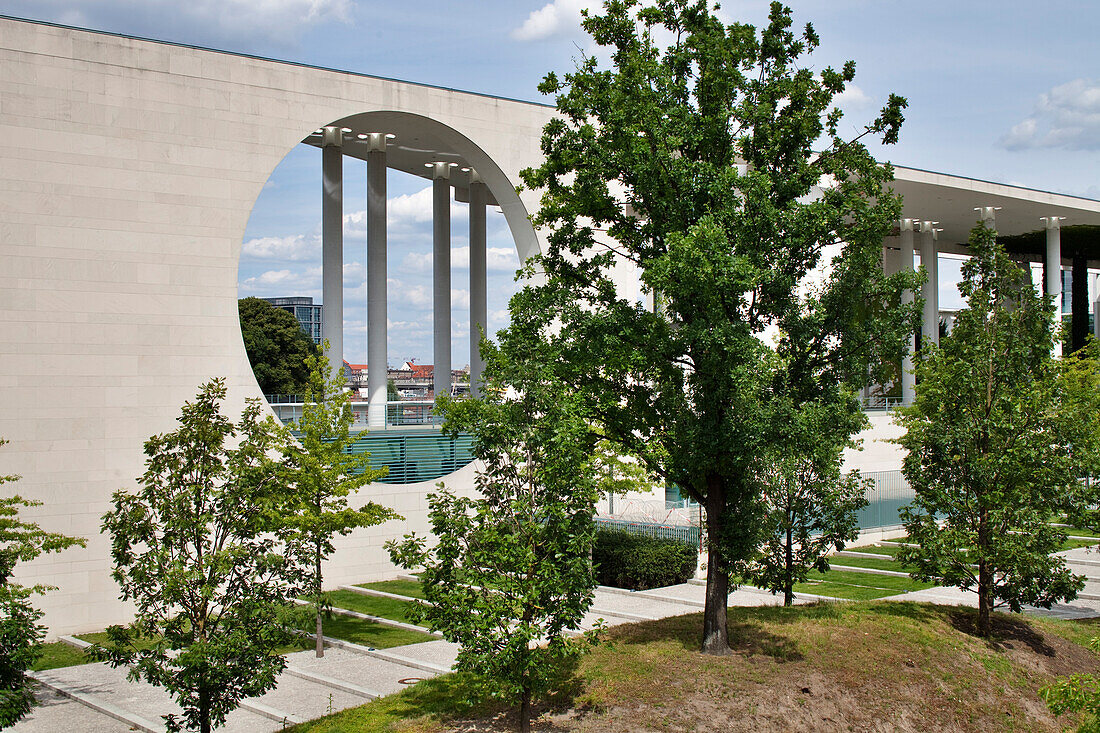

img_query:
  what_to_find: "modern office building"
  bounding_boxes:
[262,296,323,345]
[2,14,1100,635]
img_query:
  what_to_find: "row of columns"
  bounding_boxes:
[320,127,489,427]
[894,208,1066,406]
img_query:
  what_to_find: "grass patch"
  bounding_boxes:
[309,614,435,649]
[829,554,912,573]
[288,601,1100,733]
[355,579,427,600]
[326,590,422,625]
[805,568,935,594]
[792,581,899,600]
[33,641,90,671]
[1063,537,1100,551]
[847,543,902,556]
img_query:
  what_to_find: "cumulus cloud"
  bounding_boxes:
[12,0,350,48]
[512,0,596,41]
[1000,78,1100,151]
[239,266,321,293]
[833,83,871,111]
[401,246,519,273]
[241,234,316,262]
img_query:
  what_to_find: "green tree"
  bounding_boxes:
[895,223,1100,637]
[517,0,914,654]
[743,403,868,606]
[282,346,398,658]
[388,329,601,733]
[238,297,319,396]
[98,380,302,733]
[0,440,85,728]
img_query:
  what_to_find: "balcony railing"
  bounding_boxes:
[265,398,442,429]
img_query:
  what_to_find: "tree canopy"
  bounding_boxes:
[238,297,319,395]
[517,0,915,654]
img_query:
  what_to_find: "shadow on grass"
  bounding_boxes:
[947,609,1056,656]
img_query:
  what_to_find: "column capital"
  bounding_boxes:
[321,126,344,147]
[358,132,394,152]
[919,220,938,234]
[973,206,1001,224]
[1041,215,1066,230]
[427,161,456,180]
[899,218,918,231]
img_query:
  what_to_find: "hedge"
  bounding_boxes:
[593,528,698,590]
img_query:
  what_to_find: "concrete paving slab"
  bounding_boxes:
[286,647,439,698]
[385,640,459,671]
[11,685,136,733]
[590,589,698,619]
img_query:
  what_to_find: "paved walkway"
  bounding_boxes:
[13,557,1100,732]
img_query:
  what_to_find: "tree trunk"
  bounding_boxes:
[519,682,532,733]
[315,545,325,658]
[701,479,732,655]
[199,685,211,733]
[784,522,794,607]
[977,509,992,637]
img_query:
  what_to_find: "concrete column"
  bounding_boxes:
[976,206,998,231]
[899,219,916,406]
[919,220,939,348]
[468,175,488,398]
[366,133,389,426]
[1043,216,1064,358]
[431,162,453,399]
[321,126,343,381]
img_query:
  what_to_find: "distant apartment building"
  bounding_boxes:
[262,296,323,345]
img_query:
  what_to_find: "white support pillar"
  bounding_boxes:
[321,126,344,382]
[366,133,390,426]
[430,162,453,399]
[899,218,917,406]
[468,173,488,398]
[919,220,939,348]
[1043,216,1064,358]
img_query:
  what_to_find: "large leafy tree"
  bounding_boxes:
[281,347,397,658]
[518,0,914,654]
[0,440,85,728]
[896,224,1100,637]
[743,402,868,606]
[388,327,600,733]
[98,380,302,733]
[238,297,319,396]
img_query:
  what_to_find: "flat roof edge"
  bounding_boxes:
[0,13,556,110]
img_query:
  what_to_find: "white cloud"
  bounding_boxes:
[241,234,316,262]
[401,246,519,273]
[833,83,871,111]
[239,266,321,293]
[1001,78,1100,151]
[512,0,595,41]
[385,186,469,230]
[24,0,350,47]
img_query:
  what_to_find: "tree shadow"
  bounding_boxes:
[947,608,1056,656]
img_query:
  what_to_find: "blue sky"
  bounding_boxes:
[5,0,1099,365]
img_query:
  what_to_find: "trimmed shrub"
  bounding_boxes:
[593,529,698,590]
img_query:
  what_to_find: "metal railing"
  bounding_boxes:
[859,395,904,411]
[266,399,441,429]
[856,470,913,530]
[595,518,701,548]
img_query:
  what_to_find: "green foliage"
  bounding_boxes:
[1042,636,1100,733]
[238,297,319,395]
[895,223,1100,637]
[388,321,601,733]
[593,530,696,590]
[281,345,398,656]
[517,0,914,653]
[0,440,85,728]
[98,379,303,733]
[742,403,868,606]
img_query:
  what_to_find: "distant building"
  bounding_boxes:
[262,296,323,345]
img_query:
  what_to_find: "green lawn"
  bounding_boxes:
[33,641,90,671]
[310,614,435,649]
[326,589,423,625]
[846,544,902,557]
[354,579,427,600]
[828,554,912,573]
[793,580,900,601]
[794,567,936,601]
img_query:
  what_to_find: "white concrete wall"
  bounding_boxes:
[0,17,550,636]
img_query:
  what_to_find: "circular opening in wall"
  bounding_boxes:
[237,112,537,484]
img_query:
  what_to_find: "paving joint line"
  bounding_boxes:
[27,671,165,733]
[282,667,381,700]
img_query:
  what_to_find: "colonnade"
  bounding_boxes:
[893,208,1066,405]
[319,126,490,426]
